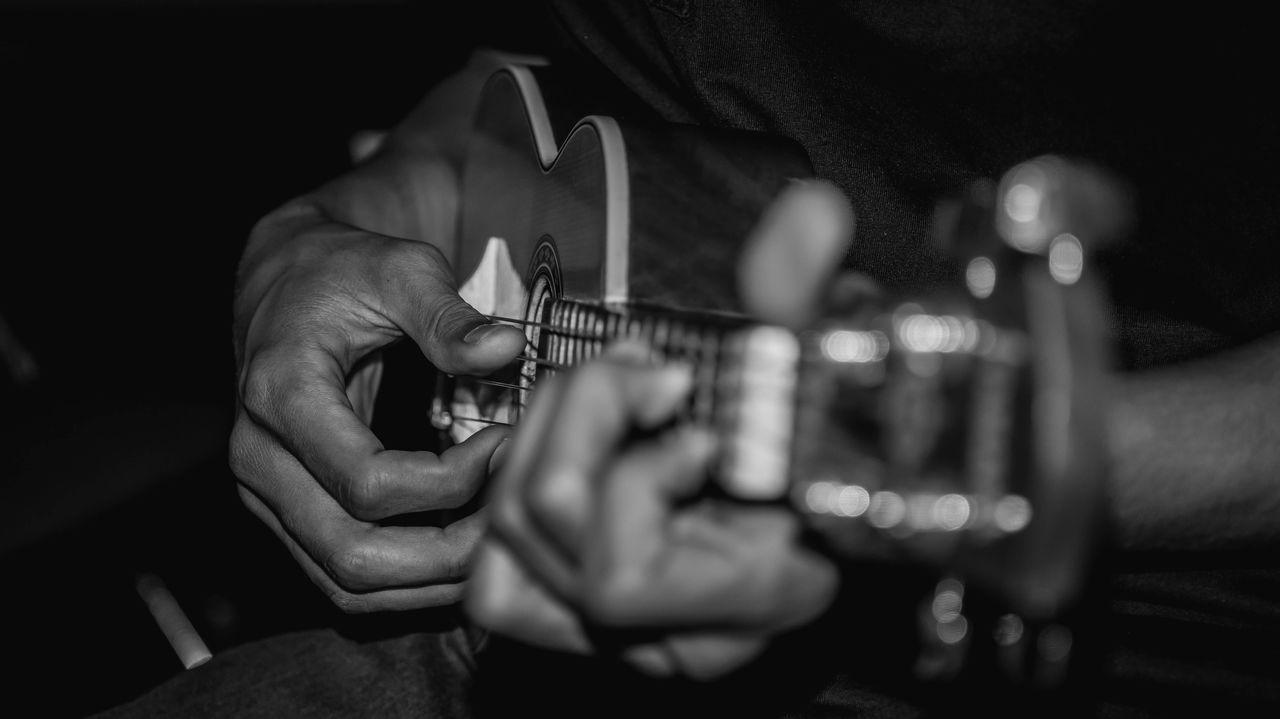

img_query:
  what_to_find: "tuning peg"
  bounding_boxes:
[915,577,971,682]
[994,155,1132,256]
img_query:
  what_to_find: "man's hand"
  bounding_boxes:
[227,50,546,612]
[230,203,527,612]
[469,350,839,679]
[466,180,856,677]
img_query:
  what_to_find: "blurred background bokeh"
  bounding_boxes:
[0,1,537,715]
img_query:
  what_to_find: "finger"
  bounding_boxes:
[464,538,594,654]
[378,238,528,377]
[661,633,769,681]
[484,347,692,601]
[237,486,471,612]
[231,417,484,598]
[242,340,508,520]
[670,508,839,633]
[584,430,838,631]
[466,538,684,676]
[738,179,855,328]
[485,373,584,600]
[346,350,385,426]
[579,426,718,625]
[481,368,596,598]
[523,351,694,560]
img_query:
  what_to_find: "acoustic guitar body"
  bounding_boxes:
[453,63,813,331]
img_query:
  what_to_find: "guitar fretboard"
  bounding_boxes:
[529,298,798,500]
[534,298,742,425]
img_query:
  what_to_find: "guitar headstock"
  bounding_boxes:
[724,155,1126,697]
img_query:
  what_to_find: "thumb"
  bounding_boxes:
[737,179,855,329]
[397,245,528,376]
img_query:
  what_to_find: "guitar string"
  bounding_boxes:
[516,354,567,370]
[460,305,733,426]
[484,313,610,342]
[486,314,716,360]
[450,416,514,427]
[466,378,527,392]
[462,309,1034,543]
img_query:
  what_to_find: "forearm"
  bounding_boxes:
[1110,332,1280,553]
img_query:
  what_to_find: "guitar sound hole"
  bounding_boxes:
[518,238,564,422]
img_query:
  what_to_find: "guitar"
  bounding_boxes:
[437,61,1119,702]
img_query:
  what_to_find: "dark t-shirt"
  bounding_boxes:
[545,0,1280,368]
[515,1,1280,716]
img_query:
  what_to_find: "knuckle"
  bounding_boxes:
[526,471,586,532]
[490,481,528,541]
[398,238,451,278]
[325,588,373,614]
[227,420,261,483]
[425,458,480,511]
[435,480,474,511]
[386,240,451,295]
[412,238,450,269]
[428,296,482,340]
[239,354,286,420]
[341,463,392,521]
[322,542,381,591]
[441,550,471,585]
[325,236,377,269]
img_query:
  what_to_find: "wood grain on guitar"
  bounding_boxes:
[437,63,1124,707]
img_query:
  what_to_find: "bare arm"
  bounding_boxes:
[1112,332,1280,553]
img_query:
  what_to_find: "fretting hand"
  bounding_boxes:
[466,181,856,678]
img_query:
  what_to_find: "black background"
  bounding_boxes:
[0,1,538,715]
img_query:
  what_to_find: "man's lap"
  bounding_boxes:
[94,624,477,719]
[93,618,915,718]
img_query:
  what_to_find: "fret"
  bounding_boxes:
[476,297,807,505]
[571,302,585,366]
[553,302,568,372]
[564,304,575,365]
[603,312,619,357]
[694,331,720,426]
[652,315,671,364]
[517,298,750,438]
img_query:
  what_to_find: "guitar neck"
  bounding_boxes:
[516,297,798,501]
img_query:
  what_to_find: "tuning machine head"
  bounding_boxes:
[788,154,1120,700]
[936,155,1132,305]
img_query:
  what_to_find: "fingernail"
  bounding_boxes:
[464,323,506,344]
